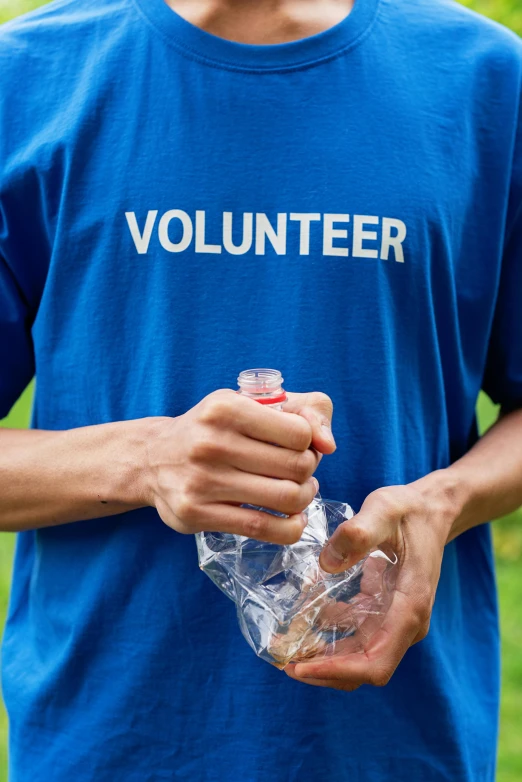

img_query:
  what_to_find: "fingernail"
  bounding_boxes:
[310,476,319,493]
[301,512,309,528]
[321,424,335,445]
[320,545,345,572]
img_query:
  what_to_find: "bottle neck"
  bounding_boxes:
[237,368,287,408]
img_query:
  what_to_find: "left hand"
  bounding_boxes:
[285,477,457,690]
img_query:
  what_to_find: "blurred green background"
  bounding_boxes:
[0,0,521,780]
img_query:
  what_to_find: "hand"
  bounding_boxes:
[285,476,458,689]
[145,389,335,543]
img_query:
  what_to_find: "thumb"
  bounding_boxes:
[319,491,401,573]
[284,391,336,455]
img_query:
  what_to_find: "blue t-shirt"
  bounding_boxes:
[1,0,521,779]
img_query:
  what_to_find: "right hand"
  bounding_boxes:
[145,389,323,543]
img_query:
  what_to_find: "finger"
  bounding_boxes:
[219,471,318,517]
[320,493,404,573]
[285,665,361,691]
[290,404,335,455]
[284,391,336,454]
[224,436,320,483]
[288,589,420,685]
[198,503,307,545]
[234,396,314,451]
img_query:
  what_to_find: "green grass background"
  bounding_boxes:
[1,0,522,779]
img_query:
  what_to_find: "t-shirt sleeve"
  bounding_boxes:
[482,100,522,412]
[0,252,35,419]
[0,29,49,420]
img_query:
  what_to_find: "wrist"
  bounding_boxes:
[411,468,469,544]
[106,416,170,507]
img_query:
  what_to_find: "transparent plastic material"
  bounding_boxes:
[237,368,286,410]
[196,494,397,669]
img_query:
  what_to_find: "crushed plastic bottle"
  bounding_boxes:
[197,493,397,668]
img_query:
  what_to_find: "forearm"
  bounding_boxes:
[0,419,158,531]
[413,407,522,542]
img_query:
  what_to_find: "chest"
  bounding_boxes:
[34,55,511,348]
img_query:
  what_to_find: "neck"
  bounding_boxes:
[164,0,355,44]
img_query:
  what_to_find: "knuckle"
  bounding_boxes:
[277,481,301,513]
[311,391,333,419]
[343,521,372,552]
[367,487,406,521]
[402,592,432,638]
[368,667,392,688]
[175,493,198,523]
[301,449,318,479]
[200,396,234,427]
[279,521,304,545]
[413,596,432,629]
[340,683,361,693]
[288,417,313,451]
[283,450,302,479]
[286,449,316,482]
[243,513,269,540]
[184,469,208,499]
[189,435,221,463]
[415,619,431,643]
[304,479,318,506]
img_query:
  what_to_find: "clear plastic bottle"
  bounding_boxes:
[237,368,287,518]
[237,368,286,411]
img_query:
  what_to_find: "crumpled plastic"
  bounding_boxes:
[196,495,398,668]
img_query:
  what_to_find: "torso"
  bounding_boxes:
[1,1,519,778]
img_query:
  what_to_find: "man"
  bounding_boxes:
[0,0,521,779]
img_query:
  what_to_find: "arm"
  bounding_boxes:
[0,390,335,535]
[444,406,522,541]
[286,405,522,689]
[0,421,153,530]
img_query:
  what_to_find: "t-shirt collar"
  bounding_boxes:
[132,0,380,72]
